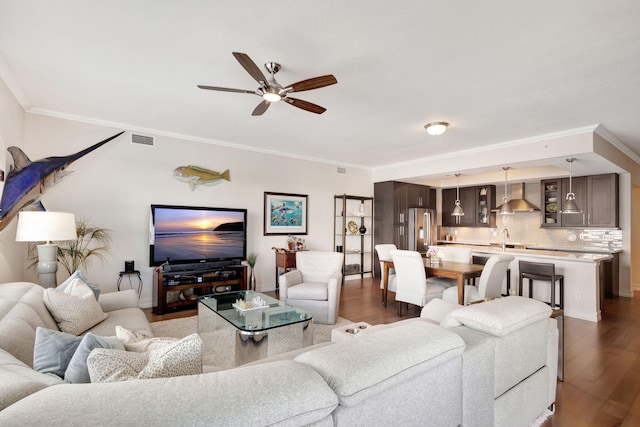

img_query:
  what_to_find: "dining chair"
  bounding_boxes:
[426,246,473,288]
[442,254,514,305]
[390,249,446,316]
[375,244,397,302]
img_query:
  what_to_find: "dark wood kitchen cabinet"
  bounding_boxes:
[442,185,495,227]
[541,173,618,228]
[373,181,435,274]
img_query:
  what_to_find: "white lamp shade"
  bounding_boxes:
[15,211,77,242]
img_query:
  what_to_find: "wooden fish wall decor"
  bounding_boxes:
[0,131,124,232]
[173,165,231,191]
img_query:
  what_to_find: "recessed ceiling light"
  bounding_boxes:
[424,122,449,136]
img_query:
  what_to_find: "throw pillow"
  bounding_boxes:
[33,327,83,378]
[64,333,124,383]
[58,270,100,300]
[88,333,203,382]
[43,282,108,335]
[444,296,552,336]
[115,326,179,352]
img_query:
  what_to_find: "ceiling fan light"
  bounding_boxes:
[263,92,282,103]
[424,122,449,136]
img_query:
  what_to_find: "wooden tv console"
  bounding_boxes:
[153,263,247,314]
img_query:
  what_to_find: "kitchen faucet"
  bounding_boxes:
[501,228,510,252]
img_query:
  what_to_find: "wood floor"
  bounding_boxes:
[145,278,640,426]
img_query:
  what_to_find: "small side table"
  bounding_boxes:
[117,270,143,298]
[272,248,300,289]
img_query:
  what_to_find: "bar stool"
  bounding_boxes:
[518,260,564,309]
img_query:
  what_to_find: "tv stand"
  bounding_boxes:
[153,263,247,314]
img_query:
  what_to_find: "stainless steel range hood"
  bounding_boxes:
[493,183,540,212]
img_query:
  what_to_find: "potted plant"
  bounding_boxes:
[27,218,111,276]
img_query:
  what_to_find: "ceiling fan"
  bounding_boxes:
[198,52,337,116]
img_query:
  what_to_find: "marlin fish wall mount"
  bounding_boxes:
[0,131,124,231]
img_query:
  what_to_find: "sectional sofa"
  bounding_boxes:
[0,281,558,426]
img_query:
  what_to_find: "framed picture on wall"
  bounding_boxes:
[264,192,308,235]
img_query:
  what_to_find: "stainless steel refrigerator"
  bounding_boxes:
[407,208,437,252]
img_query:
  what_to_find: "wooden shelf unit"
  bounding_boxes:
[153,264,247,314]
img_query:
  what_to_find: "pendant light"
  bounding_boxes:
[561,158,581,214]
[451,173,465,217]
[499,167,514,215]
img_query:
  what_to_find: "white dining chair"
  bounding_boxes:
[375,244,397,300]
[390,249,446,316]
[442,254,514,305]
[426,246,473,287]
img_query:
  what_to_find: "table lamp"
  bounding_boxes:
[15,211,77,288]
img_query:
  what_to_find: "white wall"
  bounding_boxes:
[0,74,26,282]
[18,114,373,307]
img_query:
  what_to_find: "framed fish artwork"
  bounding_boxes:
[264,192,308,236]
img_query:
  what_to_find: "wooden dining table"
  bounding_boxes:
[381,258,485,306]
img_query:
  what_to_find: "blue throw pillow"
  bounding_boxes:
[33,327,83,378]
[65,333,124,383]
[58,270,100,300]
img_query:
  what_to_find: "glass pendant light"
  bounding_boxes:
[499,167,514,215]
[451,173,465,216]
[561,158,581,214]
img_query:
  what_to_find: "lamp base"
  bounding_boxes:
[37,244,58,288]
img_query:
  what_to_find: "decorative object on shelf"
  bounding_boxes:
[347,220,359,234]
[16,211,78,288]
[424,121,449,136]
[264,192,308,235]
[561,158,582,215]
[173,165,230,191]
[498,166,514,215]
[426,246,444,265]
[246,253,258,291]
[359,223,367,234]
[0,131,123,232]
[452,173,465,217]
[286,235,306,251]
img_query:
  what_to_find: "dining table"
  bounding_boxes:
[381,258,485,306]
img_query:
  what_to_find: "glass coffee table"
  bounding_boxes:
[198,291,313,367]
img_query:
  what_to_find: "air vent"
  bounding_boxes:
[131,134,154,146]
[336,166,347,175]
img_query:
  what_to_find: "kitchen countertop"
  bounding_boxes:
[436,240,621,255]
[436,243,613,263]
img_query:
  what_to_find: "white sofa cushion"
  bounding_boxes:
[57,271,100,300]
[442,296,551,337]
[116,326,179,352]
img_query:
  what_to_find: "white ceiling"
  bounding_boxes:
[1,1,639,184]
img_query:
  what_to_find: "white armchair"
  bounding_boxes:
[278,251,343,325]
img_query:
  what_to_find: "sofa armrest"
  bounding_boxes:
[98,290,139,312]
[278,269,302,300]
[0,360,338,426]
[0,349,62,411]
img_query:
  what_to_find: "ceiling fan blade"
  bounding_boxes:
[197,85,255,94]
[286,75,337,93]
[232,52,268,85]
[284,97,327,114]
[252,100,271,116]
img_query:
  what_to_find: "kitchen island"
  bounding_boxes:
[435,244,612,322]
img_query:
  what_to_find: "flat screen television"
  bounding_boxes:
[149,204,247,267]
